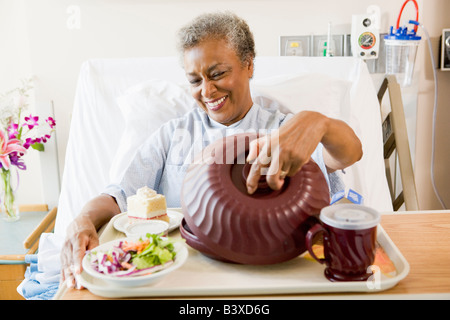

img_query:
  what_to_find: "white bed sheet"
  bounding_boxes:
[54,56,392,238]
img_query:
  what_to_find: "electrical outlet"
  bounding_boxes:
[279,36,311,56]
[312,34,344,56]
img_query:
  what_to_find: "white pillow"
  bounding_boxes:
[251,73,352,122]
[109,79,197,183]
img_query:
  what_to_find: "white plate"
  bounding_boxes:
[125,220,169,237]
[82,236,188,288]
[79,225,410,298]
[113,209,183,234]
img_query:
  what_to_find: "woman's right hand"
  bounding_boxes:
[60,214,99,289]
[60,194,120,289]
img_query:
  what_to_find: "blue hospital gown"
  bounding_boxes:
[103,103,338,210]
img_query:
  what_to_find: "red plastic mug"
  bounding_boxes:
[306,204,380,282]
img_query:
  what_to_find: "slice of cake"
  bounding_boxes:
[127,186,170,224]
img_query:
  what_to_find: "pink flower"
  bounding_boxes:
[7,123,19,139]
[0,129,27,170]
[41,134,51,143]
[23,115,39,130]
[46,117,56,129]
[23,138,33,149]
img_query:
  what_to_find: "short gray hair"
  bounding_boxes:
[177,11,255,65]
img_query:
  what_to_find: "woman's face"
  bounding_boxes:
[184,39,254,126]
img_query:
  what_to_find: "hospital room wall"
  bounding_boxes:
[1,0,448,210]
[415,0,450,210]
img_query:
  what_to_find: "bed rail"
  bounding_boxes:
[377,75,419,211]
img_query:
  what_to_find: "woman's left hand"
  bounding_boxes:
[245,111,362,194]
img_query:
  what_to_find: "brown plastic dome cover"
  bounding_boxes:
[181,133,330,265]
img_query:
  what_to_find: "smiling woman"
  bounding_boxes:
[178,12,256,126]
[176,11,362,193]
[183,39,254,126]
[60,11,362,290]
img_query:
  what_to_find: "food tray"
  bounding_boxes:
[79,212,409,298]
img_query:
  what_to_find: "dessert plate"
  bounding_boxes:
[113,209,183,234]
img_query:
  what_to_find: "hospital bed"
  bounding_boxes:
[378,75,419,211]
[54,56,399,238]
[21,56,419,299]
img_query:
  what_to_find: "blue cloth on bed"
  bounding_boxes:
[20,254,59,300]
[18,233,63,300]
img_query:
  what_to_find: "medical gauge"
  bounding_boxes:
[358,32,376,50]
[351,5,380,59]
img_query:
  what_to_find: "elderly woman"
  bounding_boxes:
[61,12,362,288]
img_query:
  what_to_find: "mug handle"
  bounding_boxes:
[305,223,329,264]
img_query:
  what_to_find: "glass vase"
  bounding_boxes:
[0,168,20,222]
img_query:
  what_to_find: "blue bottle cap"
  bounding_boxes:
[385,25,421,41]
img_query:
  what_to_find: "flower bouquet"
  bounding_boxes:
[0,79,56,221]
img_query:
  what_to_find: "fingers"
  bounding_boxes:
[247,157,288,194]
[63,265,82,290]
[246,136,271,194]
[246,136,267,164]
[60,232,98,290]
[245,139,258,164]
[247,135,288,194]
[60,241,79,289]
[60,242,71,284]
[263,147,289,191]
[246,132,310,194]
[246,160,262,194]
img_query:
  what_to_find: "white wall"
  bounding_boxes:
[1,0,449,210]
[0,0,41,204]
[415,0,450,210]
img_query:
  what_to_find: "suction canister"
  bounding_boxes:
[384,0,421,87]
[385,25,421,87]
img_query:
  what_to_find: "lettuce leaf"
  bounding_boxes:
[131,233,176,270]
